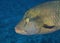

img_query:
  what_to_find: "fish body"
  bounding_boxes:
[15,1,60,35]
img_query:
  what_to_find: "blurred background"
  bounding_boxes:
[0,0,60,43]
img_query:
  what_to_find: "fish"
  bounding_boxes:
[15,1,60,35]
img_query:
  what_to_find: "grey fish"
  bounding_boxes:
[15,1,60,35]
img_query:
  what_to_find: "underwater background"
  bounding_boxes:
[0,0,60,43]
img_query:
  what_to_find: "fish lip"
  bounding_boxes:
[15,27,28,34]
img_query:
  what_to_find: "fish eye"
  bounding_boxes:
[25,18,30,23]
[43,24,55,29]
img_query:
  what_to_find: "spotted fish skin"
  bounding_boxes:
[15,1,60,35]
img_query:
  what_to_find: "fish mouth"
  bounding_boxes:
[15,27,28,35]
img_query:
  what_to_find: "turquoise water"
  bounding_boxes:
[0,0,60,43]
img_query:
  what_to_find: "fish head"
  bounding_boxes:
[15,1,60,35]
